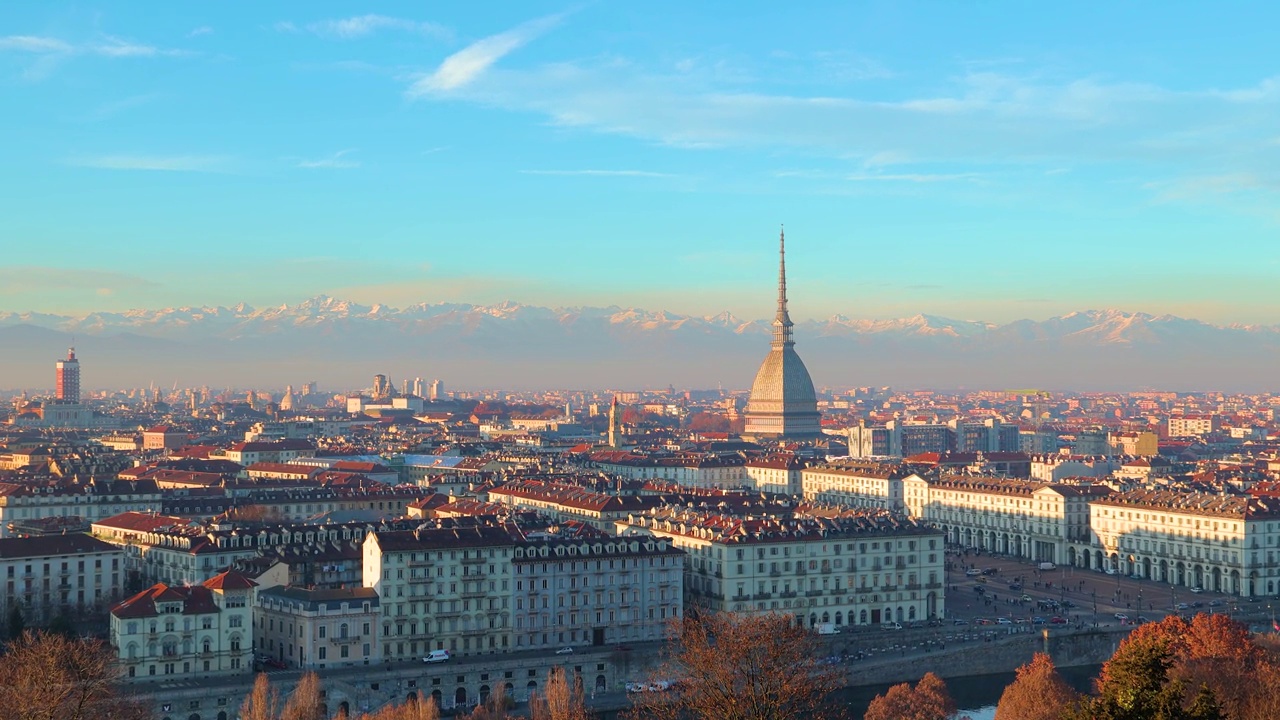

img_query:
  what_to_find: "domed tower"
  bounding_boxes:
[743,228,822,441]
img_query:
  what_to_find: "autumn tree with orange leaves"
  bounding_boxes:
[862,672,957,720]
[994,653,1082,720]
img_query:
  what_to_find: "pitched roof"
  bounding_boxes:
[110,583,220,619]
[202,569,257,591]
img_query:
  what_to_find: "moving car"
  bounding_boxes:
[555,646,574,655]
[966,569,982,576]
[422,650,451,663]
[1050,617,1068,625]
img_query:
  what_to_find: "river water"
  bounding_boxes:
[839,663,1101,719]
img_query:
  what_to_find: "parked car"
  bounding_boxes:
[981,568,997,575]
[1209,599,1224,607]
[953,618,970,625]
[966,569,982,576]
[1190,586,1204,593]
[1008,583,1022,592]
[422,650,451,664]
[996,618,1013,625]
[1032,617,1047,625]
[1050,617,1068,625]
[1114,613,1129,622]
[1176,602,1190,611]
[555,646,574,655]
[881,622,903,631]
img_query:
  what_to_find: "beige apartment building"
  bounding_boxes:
[800,462,916,511]
[1088,490,1280,596]
[902,475,1110,565]
[255,586,381,670]
[363,526,515,661]
[618,507,945,627]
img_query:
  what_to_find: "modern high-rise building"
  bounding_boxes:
[428,379,444,401]
[743,229,822,440]
[55,347,80,403]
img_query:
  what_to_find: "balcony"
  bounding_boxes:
[731,594,750,602]
[804,590,824,598]
[795,567,807,576]
[461,589,488,600]
[880,585,897,592]
[753,592,772,601]
[904,583,921,591]
[769,570,781,577]
[434,608,463,618]
[925,582,943,590]
[779,591,797,599]
[461,557,485,565]
[460,627,488,637]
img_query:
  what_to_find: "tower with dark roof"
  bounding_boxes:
[743,228,822,441]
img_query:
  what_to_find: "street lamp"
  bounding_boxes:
[1092,590,1098,628]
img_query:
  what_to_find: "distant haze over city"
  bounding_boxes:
[0,296,1275,392]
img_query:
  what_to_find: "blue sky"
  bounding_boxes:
[2,2,1279,323]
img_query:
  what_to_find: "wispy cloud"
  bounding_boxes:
[285,15,450,41]
[407,13,564,95]
[846,172,980,183]
[405,49,1280,205]
[298,149,360,169]
[0,33,187,58]
[520,169,672,177]
[188,26,214,38]
[67,154,230,172]
[92,35,188,58]
[0,35,72,53]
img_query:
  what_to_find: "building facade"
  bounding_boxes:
[801,462,916,511]
[902,475,1109,565]
[109,570,255,680]
[511,535,683,651]
[1087,490,1280,597]
[0,533,124,624]
[618,507,945,628]
[255,586,381,670]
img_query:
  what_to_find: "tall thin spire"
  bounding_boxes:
[773,226,794,347]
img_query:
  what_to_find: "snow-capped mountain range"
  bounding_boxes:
[0,297,1274,391]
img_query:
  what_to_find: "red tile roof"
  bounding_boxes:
[202,569,257,591]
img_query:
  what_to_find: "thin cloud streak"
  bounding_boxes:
[297,149,360,169]
[0,36,72,53]
[67,154,231,172]
[0,34,189,60]
[302,15,450,40]
[520,169,673,177]
[407,13,564,95]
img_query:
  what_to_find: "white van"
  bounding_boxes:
[422,650,450,664]
[881,622,902,631]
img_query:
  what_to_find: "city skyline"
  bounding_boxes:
[3,2,1280,323]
